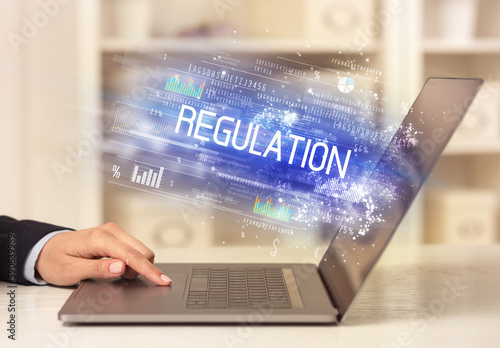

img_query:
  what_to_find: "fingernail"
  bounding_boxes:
[109,261,123,274]
[160,274,172,284]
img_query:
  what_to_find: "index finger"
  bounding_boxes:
[92,232,171,286]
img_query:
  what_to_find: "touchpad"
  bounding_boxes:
[75,274,188,315]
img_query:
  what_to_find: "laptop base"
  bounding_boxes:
[59,263,339,324]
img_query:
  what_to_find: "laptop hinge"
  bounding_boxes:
[316,266,343,321]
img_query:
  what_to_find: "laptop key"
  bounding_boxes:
[189,277,208,292]
[207,301,227,308]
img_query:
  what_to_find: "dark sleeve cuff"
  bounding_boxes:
[0,216,73,285]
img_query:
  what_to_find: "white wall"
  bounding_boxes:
[0,0,102,228]
[0,2,26,218]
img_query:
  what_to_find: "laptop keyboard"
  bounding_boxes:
[186,267,292,309]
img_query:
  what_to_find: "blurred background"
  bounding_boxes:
[1,0,500,252]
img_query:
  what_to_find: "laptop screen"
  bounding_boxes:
[318,78,483,317]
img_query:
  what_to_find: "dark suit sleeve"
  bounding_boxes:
[0,216,73,285]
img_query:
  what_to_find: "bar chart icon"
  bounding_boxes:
[131,164,164,188]
[164,74,205,99]
[253,196,291,222]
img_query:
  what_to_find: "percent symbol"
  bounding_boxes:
[112,165,121,178]
[314,70,321,80]
[401,102,410,115]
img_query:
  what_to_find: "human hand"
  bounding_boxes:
[35,222,172,286]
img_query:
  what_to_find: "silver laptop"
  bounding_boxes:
[59,75,482,324]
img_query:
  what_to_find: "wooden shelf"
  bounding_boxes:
[101,37,378,54]
[443,138,500,155]
[423,38,500,54]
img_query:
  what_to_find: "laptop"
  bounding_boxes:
[59,76,483,324]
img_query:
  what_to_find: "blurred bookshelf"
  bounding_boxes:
[419,0,500,244]
[95,0,499,246]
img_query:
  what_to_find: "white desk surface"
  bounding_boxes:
[1,244,500,348]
